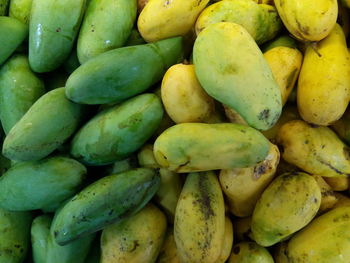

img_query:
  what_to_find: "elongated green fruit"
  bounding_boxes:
[31,215,52,263]
[0,208,32,263]
[2,88,88,161]
[77,0,137,63]
[0,16,27,65]
[29,0,86,72]
[71,93,163,166]
[9,0,32,24]
[0,54,45,134]
[154,123,270,173]
[66,37,183,104]
[0,156,86,211]
[51,168,160,245]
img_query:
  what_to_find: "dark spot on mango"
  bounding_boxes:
[56,27,61,33]
[258,109,270,121]
[233,245,240,254]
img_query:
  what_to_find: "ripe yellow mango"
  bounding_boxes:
[312,175,337,213]
[324,176,350,191]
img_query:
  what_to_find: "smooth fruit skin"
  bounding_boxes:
[193,22,281,130]
[157,229,181,263]
[9,0,32,24]
[29,0,86,72]
[228,242,274,263]
[31,215,52,263]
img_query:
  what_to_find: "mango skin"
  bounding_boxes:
[0,156,86,212]
[101,203,167,263]
[0,54,45,134]
[0,16,28,66]
[193,22,281,130]
[157,229,181,263]
[9,0,32,24]
[228,242,274,263]
[274,0,338,41]
[195,0,282,44]
[31,215,52,263]
[77,0,137,63]
[137,0,209,42]
[277,120,350,177]
[51,168,160,245]
[286,206,350,262]
[261,34,298,52]
[2,87,88,162]
[251,172,321,247]
[71,93,163,166]
[332,109,350,144]
[0,208,32,263]
[154,123,270,173]
[66,37,182,105]
[215,217,234,263]
[29,0,86,72]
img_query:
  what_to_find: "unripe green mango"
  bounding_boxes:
[251,172,321,247]
[0,0,9,15]
[71,93,163,166]
[31,215,52,263]
[0,208,32,263]
[66,37,183,105]
[193,22,282,130]
[51,168,160,245]
[2,87,88,161]
[153,123,270,173]
[9,0,32,24]
[228,242,274,263]
[77,0,137,64]
[29,0,86,72]
[0,156,86,211]
[0,54,45,134]
[0,16,27,66]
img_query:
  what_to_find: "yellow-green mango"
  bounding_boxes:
[137,0,209,42]
[9,0,32,24]
[261,34,298,52]
[277,120,350,177]
[251,172,321,246]
[31,215,52,263]
[77,0,137,64]
[196,0,282,44]
[101,203,167,263]
[154,123,270,173]
[193,22,282,130]
[228,242,274,263]
[285,206,350,262]
[274,0,338,41]
[215,217,234,263]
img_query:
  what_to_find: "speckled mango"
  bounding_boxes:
[154,123,270,173]
[251,172,321,247]
[66,37,182,105]
[101,203,167,263]
[0,156,86,212]
[274,0,338,41]
[0,54,45,134]
[77,0,137,64]
[29,0,86,72]
[195,0,282,44]
[2,88,88,161]
[51,168,160,245]
[277,120,350,177]
[193,22,282,130]
[70,93,163,166]
[9,0,32,24]
[228,242,274,263]
[31,215,52,263]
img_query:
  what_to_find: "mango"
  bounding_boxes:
[233,217,252,242]
[157,229,180,263]
[332,108,350,144]
[125,28,146,46]
[215,217,234,263]
[193,22,281,130]
[312,175,337,213]
[261,34,298,52]
[228,242,274,263]
[31,215,52,263]
[9,0,32,24]
[154,123,270,172]
[324,176,350,191]
[66,37,182,105]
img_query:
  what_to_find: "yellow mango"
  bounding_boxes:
[215,217,234,263]
[297,24,350,125]
[277,120,350,177]
[274,0,338,41]
[333,193,350,208]
[324,176,350,191]
[157,229,180,263]
[263,47,302,106]
[137,0,209,42]
[312,175,338,213]
[161,64,214,123]
[219,143,280,217]
[331,108,350,144]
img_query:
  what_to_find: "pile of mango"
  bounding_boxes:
[1,0,350,262]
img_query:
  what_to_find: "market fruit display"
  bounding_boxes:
[1,0,350,262]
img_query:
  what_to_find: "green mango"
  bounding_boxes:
[193,22,282,130]
[29,0,86,72]
[2,87,88,161]
[251,172,321,247]
[0,54,45,134]
[0,16,28,66]
[9,0,32,24]
[77,0,137,64]
[153,123,270,173]
[65,37,183,105]
[261,34,298,52]
[0,0,9,15]
[51,168,160,245]
[31,215,52,263]
[70,93,163,166]
[228,242,274,263]
[125,28,146,46]
[0,156,86,211]
[0,208,32,263]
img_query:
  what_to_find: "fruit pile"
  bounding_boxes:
[0,0,350,262]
